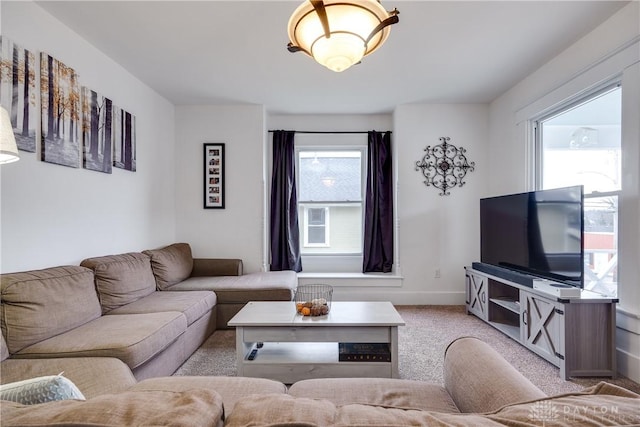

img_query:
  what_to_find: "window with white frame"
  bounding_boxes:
[535,84,621,297]
[297,149,364,260]
[304,207,329,246]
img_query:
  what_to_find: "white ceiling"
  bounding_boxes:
[36,1,628,114]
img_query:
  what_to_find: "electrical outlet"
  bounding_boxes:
[434,269,441,278]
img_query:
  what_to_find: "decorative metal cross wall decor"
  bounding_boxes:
[415,137,475,196]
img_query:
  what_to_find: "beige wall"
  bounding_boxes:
[174,105,266,273]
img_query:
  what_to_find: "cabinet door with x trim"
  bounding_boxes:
[520,290,564,368]
[466,272,488,321]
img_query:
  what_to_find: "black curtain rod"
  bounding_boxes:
[267,130,392,134]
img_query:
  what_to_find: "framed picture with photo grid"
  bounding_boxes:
[203,143,225,209]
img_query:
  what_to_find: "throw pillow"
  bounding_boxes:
[143,243,194,290]
[0,374,85,405]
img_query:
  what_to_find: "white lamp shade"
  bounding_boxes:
[0,106,19,164]
[288,0,395,72]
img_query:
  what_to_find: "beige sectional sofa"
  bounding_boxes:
[2,246,638,425]
[0,242,297,382]
[1,337,639,426]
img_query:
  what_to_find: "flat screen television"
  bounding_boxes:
[478,185,584,288]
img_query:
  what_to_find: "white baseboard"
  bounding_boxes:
[616,347,640,383]
[332,289,466,305]
[615,309,640,383]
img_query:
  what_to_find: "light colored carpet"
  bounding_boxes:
[174,305,640,396]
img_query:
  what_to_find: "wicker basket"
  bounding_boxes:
[295,284,333,316]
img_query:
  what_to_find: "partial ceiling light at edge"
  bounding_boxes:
[287,0,399,73]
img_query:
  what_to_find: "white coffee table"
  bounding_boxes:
[228,301,405,384]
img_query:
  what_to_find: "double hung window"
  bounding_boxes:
[296,148,365,271]
[535,84,621,297]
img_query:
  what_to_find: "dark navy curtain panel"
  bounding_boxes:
[269,130,302,272]
[363,131,394,273]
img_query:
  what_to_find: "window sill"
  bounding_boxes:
[297,272,403,287]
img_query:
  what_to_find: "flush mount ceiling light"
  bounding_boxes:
[287,0,399,73]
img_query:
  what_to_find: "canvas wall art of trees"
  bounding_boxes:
[82,87,113,173]
[113,106,136,172]
[0,36,37,153]
[40,53,80,168]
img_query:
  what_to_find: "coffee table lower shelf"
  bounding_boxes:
[238,342,394,384]
[229,301,405,384]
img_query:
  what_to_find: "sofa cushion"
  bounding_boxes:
[0,374,85,405]
[225,394,336,427]
[169,271,297,304]
[0,266,101,354]
[0,357,136,399]
[143,243,194,290]
[476,382,640,426]
[227,394,482,427]
[289,377,460,414]
[12,312,187,370]
[132,376,287,414]
[224,382,640,427]
[0,389,224,427]
[80,252,157,313]
[107,291,216,326]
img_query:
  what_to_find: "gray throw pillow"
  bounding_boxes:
[0,374,86,405]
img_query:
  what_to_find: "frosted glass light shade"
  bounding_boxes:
[287,0,398,72]
[312,33,365,72]
[0,107,19,164]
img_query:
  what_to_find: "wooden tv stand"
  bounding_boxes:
[465,266,618,380]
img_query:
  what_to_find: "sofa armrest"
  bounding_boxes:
[191,258,243,277]
[443,336,546,413]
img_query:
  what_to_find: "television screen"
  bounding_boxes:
[480,186,584,287]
